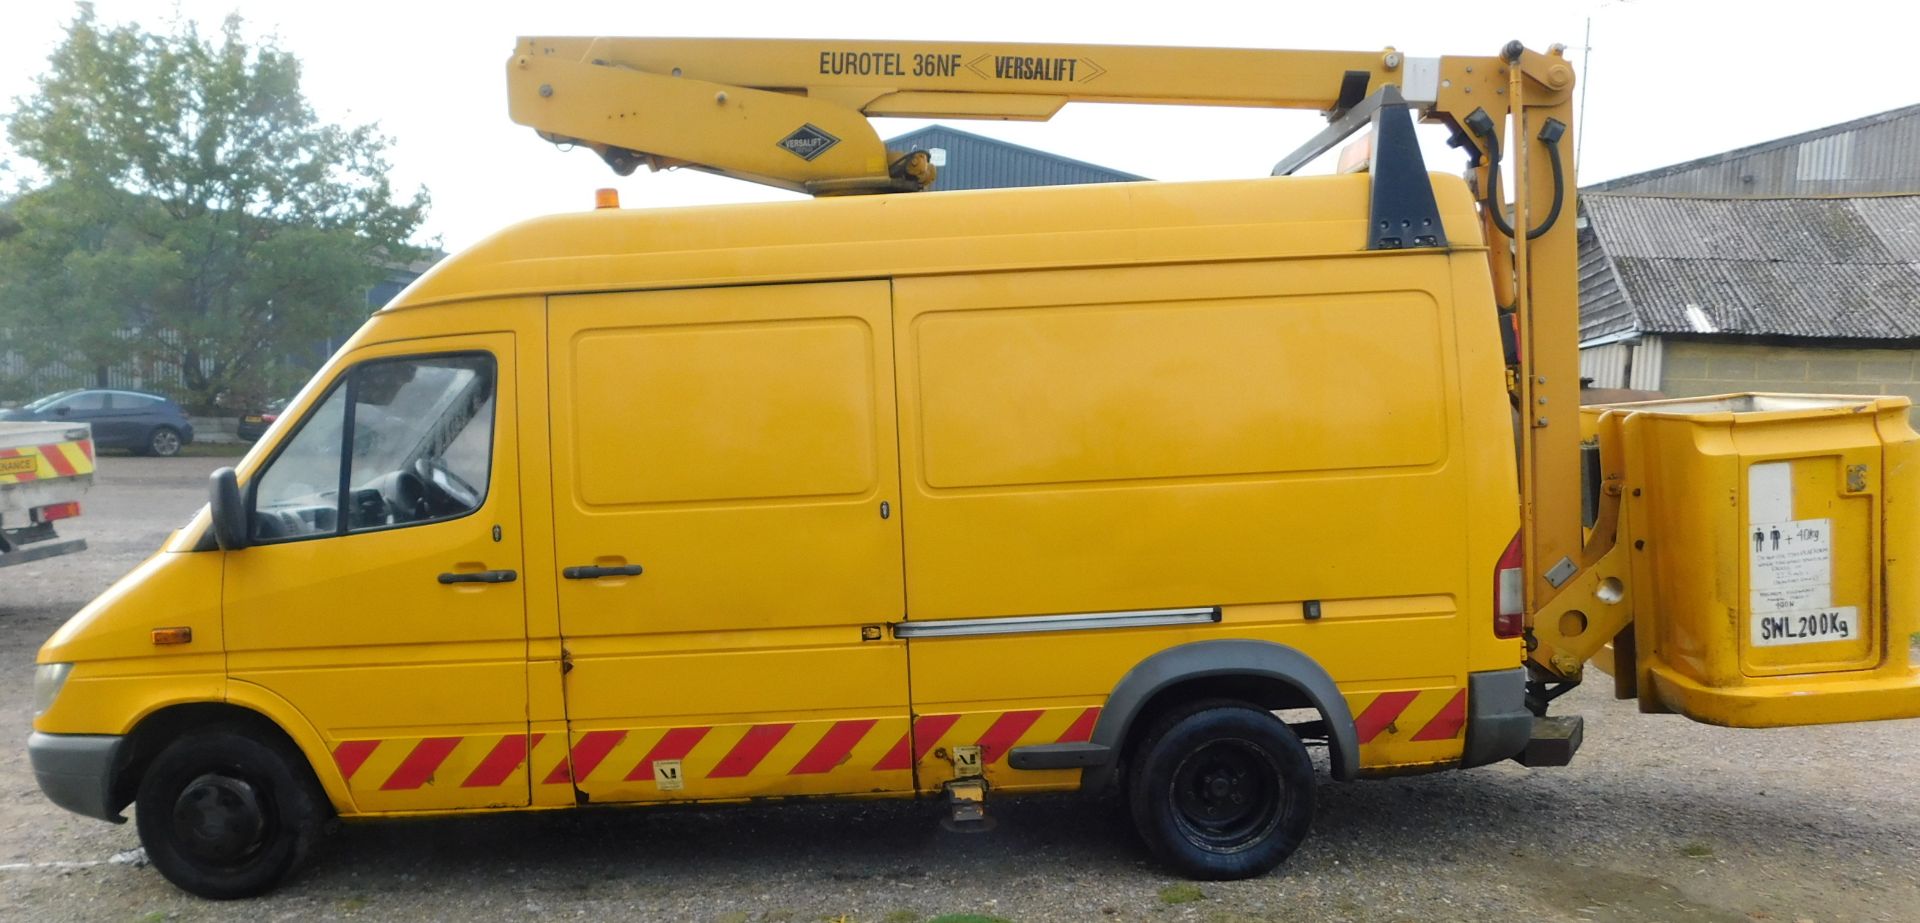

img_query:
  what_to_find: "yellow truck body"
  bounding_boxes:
[32,173,1529,833]
[28,35,1920,896]
[30,98,1920,890]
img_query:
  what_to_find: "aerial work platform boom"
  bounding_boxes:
[505,37,1920,726]
[506,36,1588,664]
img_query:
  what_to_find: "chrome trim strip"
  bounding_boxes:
[892,606,1221,639]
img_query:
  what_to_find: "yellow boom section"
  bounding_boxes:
[508,38,1522,194]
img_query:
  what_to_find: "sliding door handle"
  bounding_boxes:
[438,569,517,585]
[564,564,644,580]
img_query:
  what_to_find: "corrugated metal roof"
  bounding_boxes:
[1578,194,1920,341]
[1585,103,1920,197]
[885,124,1147,191]
[1577,222,1635,341]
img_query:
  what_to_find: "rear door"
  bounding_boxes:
[97,393,148,447]
[544,281,913,804]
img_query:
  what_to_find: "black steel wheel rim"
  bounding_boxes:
[172,772,272,867]
[1167,737,1286,853]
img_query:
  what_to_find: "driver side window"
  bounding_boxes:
[250,353,497,543]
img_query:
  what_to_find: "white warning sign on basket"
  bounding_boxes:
[1749,518,1832,614]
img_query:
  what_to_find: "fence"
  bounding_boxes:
[0,329,338,409]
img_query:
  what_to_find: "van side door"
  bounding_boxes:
[224,334,532,812]
[544,281,912,803]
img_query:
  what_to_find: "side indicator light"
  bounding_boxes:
[152,627,193,646]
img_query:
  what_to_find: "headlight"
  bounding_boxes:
[32,663,73,718]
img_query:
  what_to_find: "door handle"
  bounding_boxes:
[438,569,518,585]
[563,564,644,580]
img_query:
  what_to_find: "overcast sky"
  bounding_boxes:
[4,0,1916,253]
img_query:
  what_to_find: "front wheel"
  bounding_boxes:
[1128,702,1315,880]
[134,730,323,899]
[147,426,183,457]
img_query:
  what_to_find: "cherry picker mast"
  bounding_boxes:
[507,35,1593,681]
[505,38,1920,727]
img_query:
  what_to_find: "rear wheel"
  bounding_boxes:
[134,729,322,899]
[146,426,183,457]
[1128,701,1315,880]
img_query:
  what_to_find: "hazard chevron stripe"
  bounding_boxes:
[325,703,1192,794]
[1349,687,1469,745]
[624,726,711,781]
[459,707,1106,787]
[1410,690,1468,741]
[790,719,876,775]
[0,441,95,484]
[329,693,1460,795]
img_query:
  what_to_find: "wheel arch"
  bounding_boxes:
[113,684,348,818]
[1084,639,1357,791]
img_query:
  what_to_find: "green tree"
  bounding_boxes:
[0,3,428,408]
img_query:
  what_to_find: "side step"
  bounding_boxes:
[941,778,994,833]
[1513,715,1584,767]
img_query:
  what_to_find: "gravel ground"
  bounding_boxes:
[1,456,1917,922]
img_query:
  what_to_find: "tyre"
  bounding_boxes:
[147,426,184,457]
[134,729,323,899]
[1127,700,1315,880]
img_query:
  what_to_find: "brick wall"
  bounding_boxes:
[1658,339,1920,420]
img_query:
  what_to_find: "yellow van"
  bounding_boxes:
[29,170,1533,897]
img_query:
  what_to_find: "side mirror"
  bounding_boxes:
[209,467,250,551]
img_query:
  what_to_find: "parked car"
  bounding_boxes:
[236,398,288,442]
[0,388,194,456]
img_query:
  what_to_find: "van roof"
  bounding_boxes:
[386,173,1484,311]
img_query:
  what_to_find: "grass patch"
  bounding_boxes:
[1681,842,1714,859]
[178,442,250,457]
[1159,883,1205,905]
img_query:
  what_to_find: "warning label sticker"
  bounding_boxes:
[1752,606,1857,647]
[1749,518,1832,615]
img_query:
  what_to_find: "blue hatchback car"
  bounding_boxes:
[0,388,195,456]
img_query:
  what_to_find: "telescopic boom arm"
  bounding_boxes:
[506,36,1600,685]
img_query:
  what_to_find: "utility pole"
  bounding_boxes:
[1577,16,1593,169]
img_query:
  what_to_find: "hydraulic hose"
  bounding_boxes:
[1468,111,1567,241]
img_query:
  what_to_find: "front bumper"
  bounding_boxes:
[1461,668,1533,768]
[27,732,126,822]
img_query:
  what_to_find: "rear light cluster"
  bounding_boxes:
[1494,530,1525,639]
[33,502,81,523]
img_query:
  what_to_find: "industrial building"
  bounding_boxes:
[1577,104,1920,409]
[884,124,1146,191]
